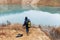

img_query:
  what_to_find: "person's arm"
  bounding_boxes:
[23,21,26,26]
[22,21,26,29]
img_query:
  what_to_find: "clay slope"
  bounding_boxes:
[0,24,51,40]
[0,0,60,6]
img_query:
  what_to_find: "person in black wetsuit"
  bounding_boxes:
[23,17,31,35]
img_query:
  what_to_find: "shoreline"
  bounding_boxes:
[0,23,60,40]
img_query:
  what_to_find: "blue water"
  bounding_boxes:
[0,5,60,26]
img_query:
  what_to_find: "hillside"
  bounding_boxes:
[0,0,60,7]
[0,24,51,40]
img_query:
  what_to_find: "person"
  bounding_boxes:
[23,17,31,35]
[7,20,11,25]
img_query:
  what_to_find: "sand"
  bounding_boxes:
[0,24,51,40]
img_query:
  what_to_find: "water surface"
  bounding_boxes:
[0,5,60,26]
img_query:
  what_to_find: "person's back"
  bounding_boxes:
[23,17,28,28]
[23,17,31,35]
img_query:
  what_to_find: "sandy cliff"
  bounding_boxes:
[0,24,51,40]
[0,0,60,7]
[0,0,21,4]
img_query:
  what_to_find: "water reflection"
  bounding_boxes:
[0,5,60,15]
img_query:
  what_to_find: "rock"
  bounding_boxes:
[16,34,23,38]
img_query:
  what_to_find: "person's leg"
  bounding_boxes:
[26,28,29,36]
